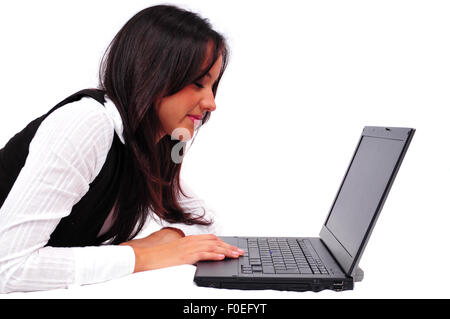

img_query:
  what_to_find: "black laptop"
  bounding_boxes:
[194,126,415,292]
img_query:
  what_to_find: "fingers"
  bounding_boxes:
[185,234,245,262]
[196,252,226,261]
[214,235,245,255]
[210,243,242,259]
[199,234,244,257]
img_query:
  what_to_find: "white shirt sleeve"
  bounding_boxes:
[148,178,223,236]
[0,97,134,294]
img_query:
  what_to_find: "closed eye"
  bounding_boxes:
[193,82,204,89]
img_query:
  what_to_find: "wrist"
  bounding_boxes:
[120,242,144,273]
[125,244,147,273]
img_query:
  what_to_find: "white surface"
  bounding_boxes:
[1,0,449,298]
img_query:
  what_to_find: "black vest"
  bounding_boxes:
[0,89,125,247]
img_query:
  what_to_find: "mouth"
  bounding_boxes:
[187,115,203,130]
[187,114,203,121]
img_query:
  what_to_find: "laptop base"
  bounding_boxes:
[195,266,363,292]
[194,236,358,292]
[194,276,354,292]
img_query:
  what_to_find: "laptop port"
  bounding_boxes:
[333,281,344,291]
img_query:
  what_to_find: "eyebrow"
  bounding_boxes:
[197,72,217,83]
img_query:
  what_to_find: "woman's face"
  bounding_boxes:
[155,54,223,141]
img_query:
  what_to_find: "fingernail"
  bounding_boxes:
[238,248,245,254]
[232,251,239,257]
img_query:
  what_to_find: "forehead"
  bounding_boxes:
[198,40,223,79]
[203,55,223,79]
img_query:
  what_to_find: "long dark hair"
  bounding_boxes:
[97,5,228,244]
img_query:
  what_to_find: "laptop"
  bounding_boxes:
[194,126,415,292]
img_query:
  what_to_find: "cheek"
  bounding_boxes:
[158,91,199,127]
[168,91,199,117]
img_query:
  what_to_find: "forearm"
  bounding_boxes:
[0,247,75,293]
[0,245,134,293]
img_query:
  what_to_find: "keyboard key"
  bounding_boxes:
[249,248,260,258]
[252,265,263,272]
[262,266,275,274]
[299,267,313,274]
[249,259,262,266]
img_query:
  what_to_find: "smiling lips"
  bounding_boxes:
[187,114,203,124]
[188,114,203,120]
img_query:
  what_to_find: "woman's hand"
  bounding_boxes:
[121,233,245,273]
[121,227,185,249]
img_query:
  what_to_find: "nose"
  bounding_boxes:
[199,89,216,113]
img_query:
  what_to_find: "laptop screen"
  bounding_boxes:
[324,135,405,259]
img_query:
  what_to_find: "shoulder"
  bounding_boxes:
[42,96,113,133]
[30,96,116,182]
[34,96,115,147]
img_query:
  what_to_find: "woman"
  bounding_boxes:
[0,5,243,293]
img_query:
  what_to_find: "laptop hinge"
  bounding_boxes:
[320,238,364,282]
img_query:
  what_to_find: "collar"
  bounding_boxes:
[103,95,125,145]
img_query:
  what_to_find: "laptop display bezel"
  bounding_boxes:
[319,126,415,277]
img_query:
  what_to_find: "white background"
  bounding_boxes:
[0,0,449,299]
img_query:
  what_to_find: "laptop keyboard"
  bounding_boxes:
[239,238,329,275]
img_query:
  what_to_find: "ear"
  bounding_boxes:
[153,95,164,112]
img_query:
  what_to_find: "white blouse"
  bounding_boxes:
[0,95,219,293]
